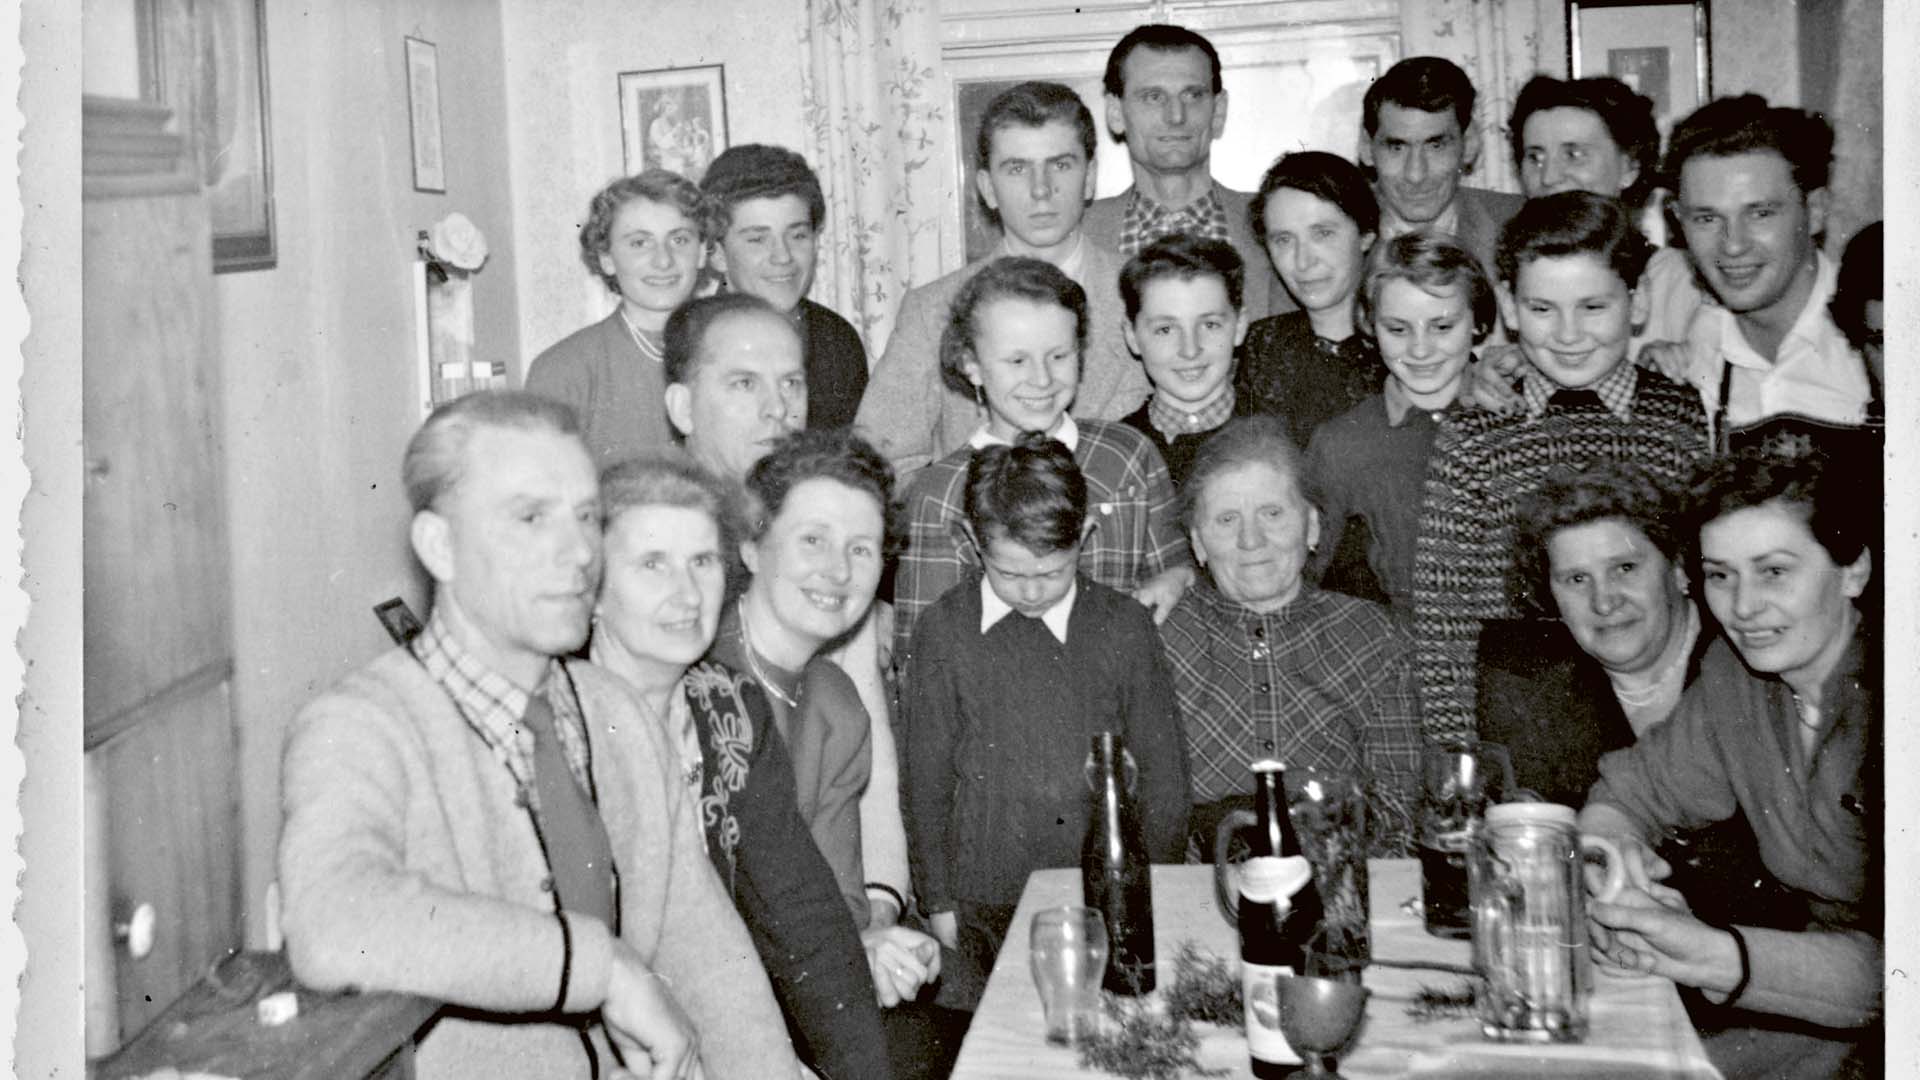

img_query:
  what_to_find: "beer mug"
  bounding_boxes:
[1468,802,1626,1043]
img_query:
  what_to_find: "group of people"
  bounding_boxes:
[276,21,1883,1080]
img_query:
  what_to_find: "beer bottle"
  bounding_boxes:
[1081,731,1155,995]
[1241,760,1321,1076]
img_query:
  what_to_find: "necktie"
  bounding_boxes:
[524,691,617,926]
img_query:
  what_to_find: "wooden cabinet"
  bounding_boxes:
[83,94,242,1053]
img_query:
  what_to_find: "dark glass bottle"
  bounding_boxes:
[1241,760,1321,1077]
[1081,731,1155,995]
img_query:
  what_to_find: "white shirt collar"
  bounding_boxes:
[998,230,1087,285]
[1709,251,1841,372]
[978,574,1077,643]
[969,413,1081,452]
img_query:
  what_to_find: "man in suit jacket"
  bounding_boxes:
[1361,57,1523,285]
[1083,24,1288,319]
[855,81,1152,482]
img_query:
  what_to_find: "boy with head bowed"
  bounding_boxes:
[1084,24,1287,318]
[277,391,801,1080]
[855,80,1153,483]
[700,143,869,430]
[1360,57,1523,284]
[1667,95,1874,447]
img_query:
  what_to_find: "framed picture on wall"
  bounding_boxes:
[619,64,728,182]
[1568,1,1712,136]
[406,37,447,193]
[144,0,278,272]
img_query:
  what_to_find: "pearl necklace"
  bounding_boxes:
[738,608,801,709]
[618,305,666,365]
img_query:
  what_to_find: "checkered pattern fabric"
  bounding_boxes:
[893,419,1188,663]
[1147,387,1237,442]
[412,608,592,800]
[1411,371,1710,744]
[1159,582,1421,852]
[1118,189,1232,256]
[1520,359,1639,420]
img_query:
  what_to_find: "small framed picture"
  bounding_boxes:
[1567,1,1712,136]
[618,64,728,182]
[405,36,446,193]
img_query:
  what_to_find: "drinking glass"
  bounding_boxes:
[1287,767,1372,967]
[1417,743,1515,938]
[1029,906,1109,1046]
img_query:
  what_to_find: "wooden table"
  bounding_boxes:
[950,861,1723,1079]
[92,951,439,1080]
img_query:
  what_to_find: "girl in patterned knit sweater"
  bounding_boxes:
[1411,191,1710,743]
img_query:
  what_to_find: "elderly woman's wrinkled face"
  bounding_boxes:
[1545,517,1689,676]
[1189,461,1320,612]
[1699,499,1869,691]
[598,504,727,678]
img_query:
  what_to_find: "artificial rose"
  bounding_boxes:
[426,212,489,271]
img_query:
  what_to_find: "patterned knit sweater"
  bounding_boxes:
[1410,370,1709,743]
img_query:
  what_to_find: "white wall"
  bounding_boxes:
[221,0,519,943]
[500,0,810,368]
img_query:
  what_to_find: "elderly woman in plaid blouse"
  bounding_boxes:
[892,256,1192,665]
[1158,415,1421,856]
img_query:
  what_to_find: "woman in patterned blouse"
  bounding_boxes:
[588,451,899,1080]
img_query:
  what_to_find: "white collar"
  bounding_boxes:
[969,413,1080,452]
[998,231,1087,284]
[1714,251,1841,371]
[979,575,1077,643]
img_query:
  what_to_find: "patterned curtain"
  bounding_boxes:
[800,0,959,359]
[1401,0,1554,196]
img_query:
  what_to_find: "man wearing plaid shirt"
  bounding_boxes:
[1083,24,1291,319]
[1156,416,1421,856]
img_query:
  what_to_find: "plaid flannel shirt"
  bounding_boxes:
[1118,188,1233,256]
[893,418,1189,665]
[413,607,593,803]
[1159,581,1421,853]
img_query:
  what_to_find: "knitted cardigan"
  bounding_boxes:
[1410,371,1709,742]
[278,647,799,1080]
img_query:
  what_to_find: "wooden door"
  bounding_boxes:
[83,94,241,1051]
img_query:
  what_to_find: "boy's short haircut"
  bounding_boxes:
[1103,24,1223,98]
[1507,75,1660,209]
[579,169,708,294]
[976,81,1098,171]
[964,430,1088,556]
[699,143,826,233]
[939,256,1089,398]
[1362,57,1475,136]
[1662,93,1834,196]
[664,292,786,386]
[1119,235,1246,321]
[1249,150,1380,244]
[1495,190,1653,290]
[1360,232,1498,342]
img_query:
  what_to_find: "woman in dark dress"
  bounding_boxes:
[1237,152,1382,448]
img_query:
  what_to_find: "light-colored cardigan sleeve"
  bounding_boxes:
[855,282,946,481]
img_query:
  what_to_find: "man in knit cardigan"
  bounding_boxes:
[278,391,799,1080]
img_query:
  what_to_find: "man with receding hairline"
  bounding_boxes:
[277,390,800,1080]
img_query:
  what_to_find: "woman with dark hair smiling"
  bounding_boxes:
[1580,445,1879,1079]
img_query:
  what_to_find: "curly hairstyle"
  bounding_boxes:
[1686,443,1871,572]
[742,428,904,557]
[1507,75,1660,209]
[1514,459,1684,614]
[1496,190,1653,289]
[964,431,1088,556]
[601,453,749,601]
[1359,232,1499,344]
[699,143,826,234]
[577,169,708,295]
[938,256,1088,398]
[1249,150,1380,247]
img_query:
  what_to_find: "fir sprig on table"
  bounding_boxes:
[1162,942,1243,1027]
[1077,995,1226,1080]
[1406,979,1479,1022]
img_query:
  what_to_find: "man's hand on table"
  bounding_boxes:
[1589,885,1743,998]
[604,943,704,1080]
